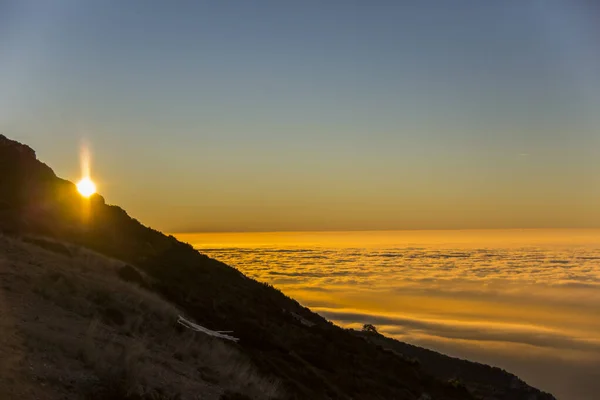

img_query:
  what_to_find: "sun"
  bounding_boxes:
[76,177,97,197]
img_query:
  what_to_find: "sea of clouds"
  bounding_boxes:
[181,231,600,400]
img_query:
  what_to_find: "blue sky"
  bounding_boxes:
[1,1,600,231]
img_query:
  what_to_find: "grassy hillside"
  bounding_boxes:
[0,134,555,400]
[0,235,279,399]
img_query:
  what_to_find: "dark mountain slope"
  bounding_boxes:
[357,330,553,400]
[0,134,555,400]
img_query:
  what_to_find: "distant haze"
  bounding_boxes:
[2,1,600,231]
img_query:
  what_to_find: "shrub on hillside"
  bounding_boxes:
[362,323,379,334]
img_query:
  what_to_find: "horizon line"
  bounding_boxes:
[171,227,600,235]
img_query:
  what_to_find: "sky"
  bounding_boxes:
[1,1,600,232]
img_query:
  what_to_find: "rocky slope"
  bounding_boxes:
[0,134,556,400]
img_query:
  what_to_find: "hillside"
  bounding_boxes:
[356,330,551,400]
[0,234,279,399]
[0,134,555,400]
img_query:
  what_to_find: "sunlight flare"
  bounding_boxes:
[76,177,96,197]
[77,143,97,197]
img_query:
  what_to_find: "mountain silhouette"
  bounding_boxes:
[0,134,556,400]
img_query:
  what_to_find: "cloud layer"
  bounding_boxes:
[183,230,600,400]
